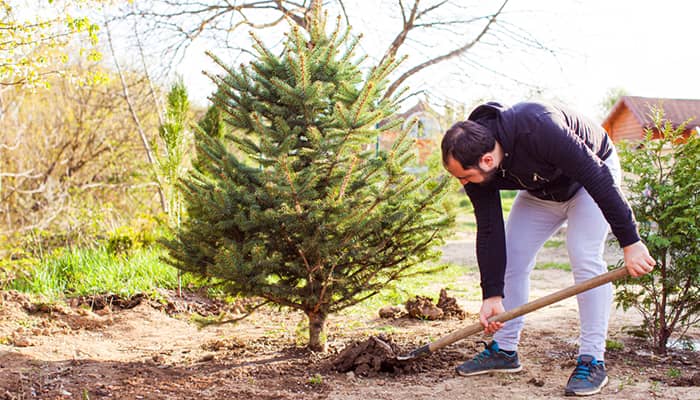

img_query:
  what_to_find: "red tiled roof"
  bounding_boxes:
[604,96,700,130]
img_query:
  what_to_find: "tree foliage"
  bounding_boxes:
[616,109,700,354]
[156,79,192,227]
[0,0,103,87]
[0,61,160,237]
[163,5,455,351]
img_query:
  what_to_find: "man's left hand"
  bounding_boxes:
[623,241,656,277]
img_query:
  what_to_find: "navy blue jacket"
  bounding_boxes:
[464,102,640,299]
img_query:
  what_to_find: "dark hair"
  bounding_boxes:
[441,120,495,168]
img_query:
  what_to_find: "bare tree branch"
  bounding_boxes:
[105,16,168,214]
[112,0,554,109]
[377,0,420,67]
[383,0,510,100]
[133,4,166,127]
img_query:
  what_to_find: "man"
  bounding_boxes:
[441,101,655,396]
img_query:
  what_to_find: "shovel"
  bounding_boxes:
[396,266,628,361]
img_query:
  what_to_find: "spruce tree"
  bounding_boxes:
[164,5,454,351]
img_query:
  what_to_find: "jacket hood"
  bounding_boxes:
[468,102,508,122]
[467,101,515,171]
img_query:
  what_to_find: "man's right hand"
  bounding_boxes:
[480,296,505,334]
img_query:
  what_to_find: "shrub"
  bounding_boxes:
[615,108,700,354]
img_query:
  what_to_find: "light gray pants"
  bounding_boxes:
[493,148,622,360]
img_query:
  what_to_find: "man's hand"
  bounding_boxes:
[480,296,505,334]
[623,241,656,277]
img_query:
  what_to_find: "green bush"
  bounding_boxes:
[615,109,700,354]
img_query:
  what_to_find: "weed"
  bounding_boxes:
[649,379,659,393]
[667,368,682,378]
[308,374,323,385]
[605,339,624,351]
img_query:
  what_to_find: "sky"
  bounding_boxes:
[175,0,700,123]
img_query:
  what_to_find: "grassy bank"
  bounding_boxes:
[8,246,192,300]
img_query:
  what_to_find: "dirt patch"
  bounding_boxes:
[69,289,253,317]
[1,234,700,399]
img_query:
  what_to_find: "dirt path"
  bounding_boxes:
[1,233,699,399]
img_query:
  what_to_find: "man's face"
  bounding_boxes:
[444,156,498,185]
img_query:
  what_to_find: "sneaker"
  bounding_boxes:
[564,355,609,396]
[455,340,522,376]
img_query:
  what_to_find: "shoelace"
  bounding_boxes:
[572,360,598,381]
[472,341,493,363]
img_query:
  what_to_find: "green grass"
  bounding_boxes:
[342,262,477,318]
[9,246,190,300]
[605,339,624,351]
[452,190,516,233]
[543,239,564,248]
[534,262,571,271]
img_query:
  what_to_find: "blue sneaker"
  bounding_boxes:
[455,340,522,376]
[565,355,608,396]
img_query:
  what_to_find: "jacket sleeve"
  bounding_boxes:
[465,183,507,299]
[533,113,640,247]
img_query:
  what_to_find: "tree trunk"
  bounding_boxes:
[307,311,327,352]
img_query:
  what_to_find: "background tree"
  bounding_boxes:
[156,79,192,227]
[616,109,700,354]
[163,6,455,351]
[0,61,161,238]
[0,0,101,88]
[114,0,554,104]
[598,87,628,119]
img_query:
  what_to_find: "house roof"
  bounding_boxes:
[603,96,700,131]
[396,100,432,119]
[378,99,437,128]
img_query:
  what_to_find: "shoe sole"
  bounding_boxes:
[564,376,609,396]
[455,365,523,377]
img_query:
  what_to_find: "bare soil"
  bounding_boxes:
[2,231,699,399]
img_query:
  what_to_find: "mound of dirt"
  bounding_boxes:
[69,289,254,317]
[405,296,444,320]
[71,293,147,311]
[330,335,467,377]
[436,289,467,320]
[332,335,400,376]
[377,305,405,319]
[403,289,467,320]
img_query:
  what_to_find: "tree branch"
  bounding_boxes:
[105,15,168,214]
[382,0,510,100]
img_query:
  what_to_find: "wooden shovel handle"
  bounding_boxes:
[427,266,628,353]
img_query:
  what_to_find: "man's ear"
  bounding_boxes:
[479,152,495,170]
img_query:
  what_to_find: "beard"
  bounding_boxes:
[477,165,499,184]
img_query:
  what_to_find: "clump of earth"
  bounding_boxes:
[330,334,467,377]
[379,288,468,320]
